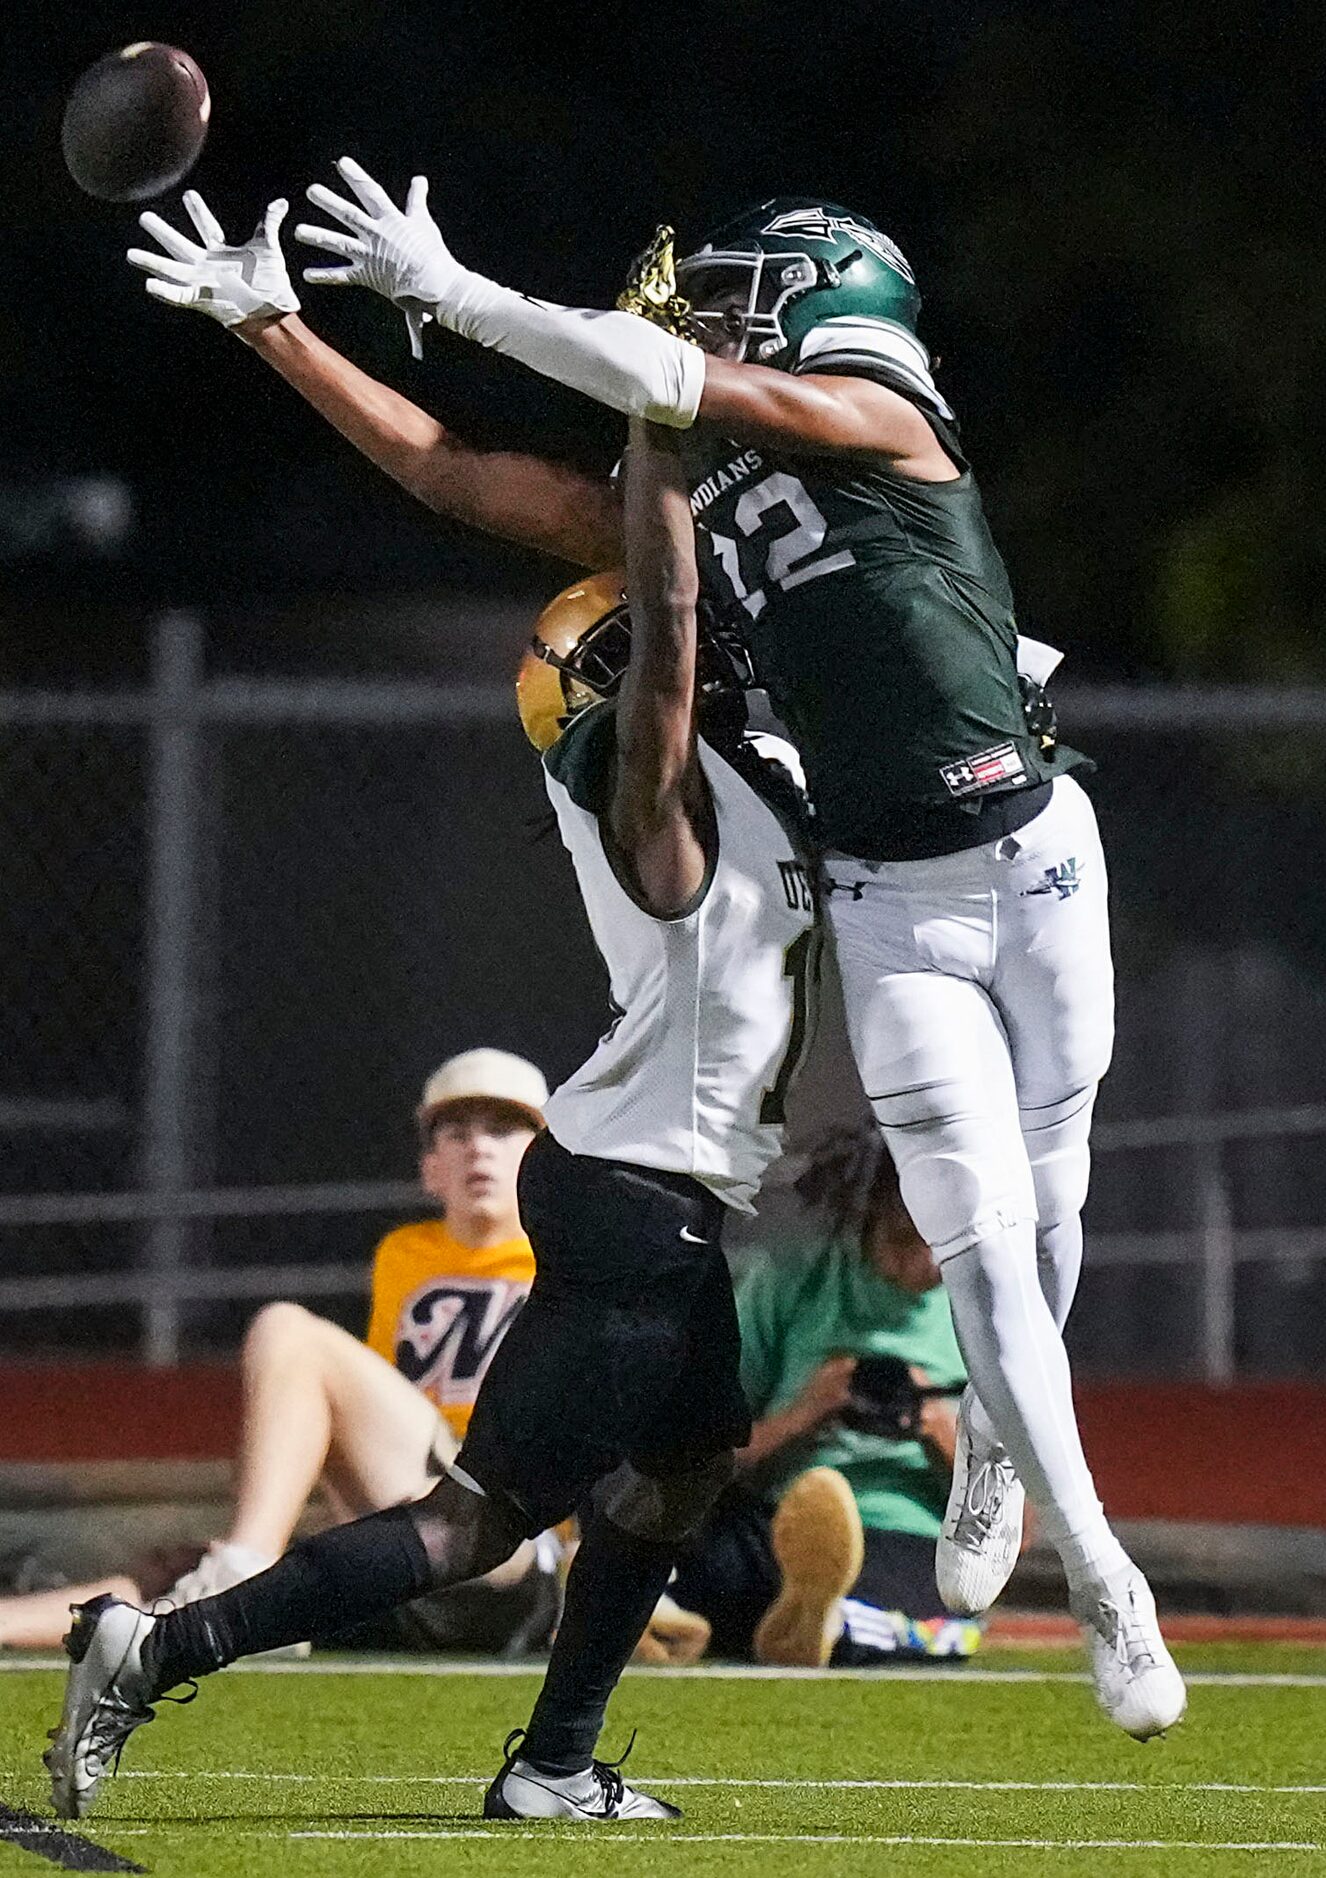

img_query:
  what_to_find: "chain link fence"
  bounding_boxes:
[2,709,146,1352]
[3,610,1325,1377]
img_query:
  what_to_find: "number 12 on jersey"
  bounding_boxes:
[709,471,855,620]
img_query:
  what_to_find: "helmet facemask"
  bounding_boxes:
[618,204,917,368]
[662,199,923,370]
[530,597,753,743]
[526,597,634,747]
[675,250,825,363]
[694,602,756,746]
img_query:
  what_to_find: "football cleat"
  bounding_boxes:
[44,1596,162,1819]
[1072,1567,1188,1741]
[753,1466,864,1668]
[483,1729,681,1822]
[936,1388,1025,1616]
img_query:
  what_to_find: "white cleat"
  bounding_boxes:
[1072,1567,1188,1740]
[936,1388,1025,1616]
[44,1596,160,1819]
[484,1730,681,1821]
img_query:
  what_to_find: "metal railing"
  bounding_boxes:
[1,1109,1324,1384]
[1087,1105,1326,1385]
[4,612,1326,1376]
[2,612,511,1365]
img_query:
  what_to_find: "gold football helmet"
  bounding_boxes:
[517,569,757,752]
[516,571,632,752]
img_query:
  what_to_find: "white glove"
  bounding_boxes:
[296,155,704,424]
[127,193,300,329]
[296,157,460,358]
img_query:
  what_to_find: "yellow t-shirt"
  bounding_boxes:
[364,1219,536,1440]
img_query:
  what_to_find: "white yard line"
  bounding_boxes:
[4,1654,1326,1687]
[278,1829,1326,1851]
[103,1771,1326,1794]
[97,1827,1326,1852]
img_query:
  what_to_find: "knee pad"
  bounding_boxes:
[871,1100,1035,1260]
[407,1470,527,1587]
[597,1452,735,1545]
[1019,1084,1096,1227]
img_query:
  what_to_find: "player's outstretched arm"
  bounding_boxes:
[293,160,955,474]
[695,359,958,479]
[296,159,705,427]
[239,316,621,566]
[127,192,621,569]
[610,420,710,918]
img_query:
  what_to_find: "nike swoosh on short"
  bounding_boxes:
[679,1226,710,1244]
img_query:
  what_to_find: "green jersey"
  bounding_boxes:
[736,1236,966,1540]
[682,414,1087,860]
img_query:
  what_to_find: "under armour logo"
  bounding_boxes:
[1020,857,1083,900]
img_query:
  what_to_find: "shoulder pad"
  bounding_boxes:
[543,700,617,812]
[793,317,954,422]
[743,729,808,795]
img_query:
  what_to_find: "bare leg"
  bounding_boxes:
[0,1578,142,1651]
[225,1302,452,1558]
[226,1301,535,1583]
[320,1402,536,1588]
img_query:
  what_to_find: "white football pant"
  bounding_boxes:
[828,776,1123,1572]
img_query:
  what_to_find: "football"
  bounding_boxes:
[61,43,210,203]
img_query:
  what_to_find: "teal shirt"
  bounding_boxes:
[736,1237,966,1539]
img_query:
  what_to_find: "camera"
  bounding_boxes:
[838,1354,953,1441]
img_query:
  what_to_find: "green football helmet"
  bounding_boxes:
[674,197,921,367]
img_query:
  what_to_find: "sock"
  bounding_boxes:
[519,1513,676,1774]
[1059,1528,1134,1592]
[144,1502,431,1693]
[963,1387,1002,1450]
[940,1224,1125,1584]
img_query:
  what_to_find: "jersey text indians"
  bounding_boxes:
[690,448,764,516]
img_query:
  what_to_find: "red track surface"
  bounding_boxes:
[988,1613,1326,1646]
[1,1367,1325,1529]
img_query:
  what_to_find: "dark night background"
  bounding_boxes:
[4,0,1324,682]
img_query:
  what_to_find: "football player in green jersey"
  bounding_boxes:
[125,167,1184,1741]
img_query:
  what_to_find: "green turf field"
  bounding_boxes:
[2,1649,1324,1876]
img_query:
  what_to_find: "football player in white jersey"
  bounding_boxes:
[45,422,818,1824]
[121,174,1183,1740]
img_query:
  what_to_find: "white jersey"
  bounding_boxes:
[541,705,817,1212]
